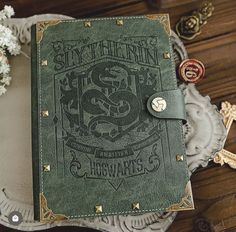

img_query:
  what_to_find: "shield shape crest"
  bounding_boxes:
[60,60,143,142]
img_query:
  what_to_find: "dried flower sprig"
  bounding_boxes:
[0,5,21,96]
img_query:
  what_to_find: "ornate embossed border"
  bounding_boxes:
[214,101,236,169]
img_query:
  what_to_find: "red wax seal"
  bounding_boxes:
[178,59,205,83]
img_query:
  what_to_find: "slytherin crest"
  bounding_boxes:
[60,60,157,141]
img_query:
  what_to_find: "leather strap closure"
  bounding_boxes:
[147,89,186,121]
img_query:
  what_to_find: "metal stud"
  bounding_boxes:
[163,52,171,59]
[176,154,184,161]
[43,165,51,172]
[41,110,49,117]
[95,205,103,213]
[84,21,91,27]
[132,202,140,210]
[41,59,48,66]
[151,97,167,112]
[116,19,124,26]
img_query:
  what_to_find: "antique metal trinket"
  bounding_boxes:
[175,1,214,40]
[178,59,205,83]
[214,102,236,169]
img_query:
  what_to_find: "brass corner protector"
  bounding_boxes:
[40,192,68,222]
[214,101,236,169]
[166,181,195,212]
[145,14,171,36]
[36,20,61,44]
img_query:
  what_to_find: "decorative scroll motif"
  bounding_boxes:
[214,101,236,169]
[116,211,177,232]
[166,181,194,211]
[69,143,161,191]
[36,20,61,43]
[2,15,72,44]
[40,193,68,222]
[180,84,227,172]
[145,14,171,35]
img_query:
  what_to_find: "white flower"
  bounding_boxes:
[4,6,14,18]
[0,18,21,56]
[7,41,21,55]
[0,35,10,46]
[2,26,12,35]
[0,5,14,21]
[0,49,5,61]
[0,5,20,96]
[0,85,7,95]
[0,75,11,85]
[0,14,6,21]
[0,56,10,74]
[10,44,21,55]
[0,63,10,74]
[0,52,10,74]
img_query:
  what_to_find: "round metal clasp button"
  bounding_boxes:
[151,97,167,112]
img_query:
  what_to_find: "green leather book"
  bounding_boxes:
[31,14,194,222]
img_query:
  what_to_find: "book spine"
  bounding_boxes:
[31,24,40,221]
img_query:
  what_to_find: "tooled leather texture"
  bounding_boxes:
[32,15,189,220]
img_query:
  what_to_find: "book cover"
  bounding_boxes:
[31,14,194,222]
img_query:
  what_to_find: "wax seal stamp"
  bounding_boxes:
[178,59,205,83]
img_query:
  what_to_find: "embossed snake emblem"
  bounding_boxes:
[81,61,140,137]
